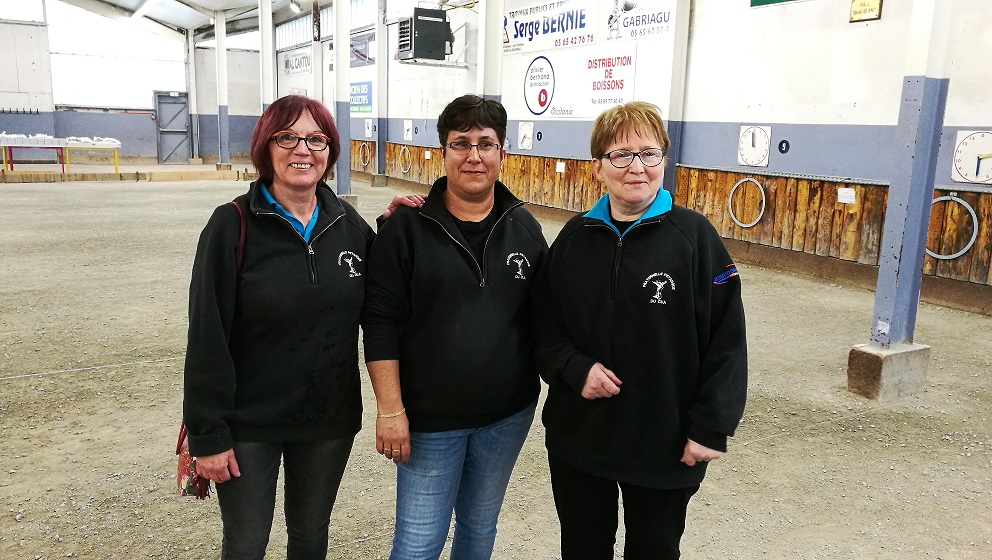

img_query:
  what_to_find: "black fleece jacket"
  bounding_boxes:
[362,178,548,432]
[183,181,374,457]
[532,195,747,490]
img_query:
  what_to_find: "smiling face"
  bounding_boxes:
[268,110,329,193]
[592,126,666,220]
[443,127,506,202]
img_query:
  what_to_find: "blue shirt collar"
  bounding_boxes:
[583,188,673,236]
[259,183,321,242]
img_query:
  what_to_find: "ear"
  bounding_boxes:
[591,157,604,182]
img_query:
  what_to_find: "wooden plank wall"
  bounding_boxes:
[370,148,992,287]
[675,166,887,266]
[923,189,992,285]
[348,140,376,173]
[676,166,992,286]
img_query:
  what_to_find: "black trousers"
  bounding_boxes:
[549,453,699,560]
[215,437,354,560]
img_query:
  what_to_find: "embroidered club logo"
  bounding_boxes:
[337,251,362,278]
[642,272,675,304]
[506,252,531,279]
[713,264,739,285]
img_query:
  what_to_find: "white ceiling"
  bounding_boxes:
[60,0,329,40]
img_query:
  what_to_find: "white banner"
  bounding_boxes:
[502,0,678,121]
[504,43,638,120]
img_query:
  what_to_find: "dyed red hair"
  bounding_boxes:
[249,95,341,184]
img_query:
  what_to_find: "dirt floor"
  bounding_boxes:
[1,179,990,559]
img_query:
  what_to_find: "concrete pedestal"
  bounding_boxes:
[371,174,389,187]
[847,343,930,400]
[215,162,232,171]
[339,194,358,207]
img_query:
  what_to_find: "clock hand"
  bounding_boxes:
[751,130,755,148]
[978,152,992,177]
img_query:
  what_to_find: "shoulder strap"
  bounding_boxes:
[229,201,246,272]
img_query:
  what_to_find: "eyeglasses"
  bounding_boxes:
[445,141,502,155]
[270,131,331,151]
[601,148,665,168]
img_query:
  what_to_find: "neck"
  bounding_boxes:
[269,181,318,223]
[609,195,656,223]
[444,189,495,222]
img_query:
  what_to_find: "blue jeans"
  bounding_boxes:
[389,401,537,560]
[215,437,354,560]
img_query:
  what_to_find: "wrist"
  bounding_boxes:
[376,407,406,419]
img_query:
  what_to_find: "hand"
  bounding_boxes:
[383,194,425,219]
[376,413,411,464]
[580,362,622,399]
[680,439,724,467]
[195,448,241,483]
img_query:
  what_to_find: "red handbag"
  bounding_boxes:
[176,422,211,499]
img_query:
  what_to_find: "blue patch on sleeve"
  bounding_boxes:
[713,264,739,285]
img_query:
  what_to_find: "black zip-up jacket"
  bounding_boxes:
[362,177,548,432]
[532,192,747,489]
[183,181,375,457]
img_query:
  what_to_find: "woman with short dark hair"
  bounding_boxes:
[183,94,373,559]
[362,94,548,559]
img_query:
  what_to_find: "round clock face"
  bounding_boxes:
[952,130,992,184]
[738,126,770,167]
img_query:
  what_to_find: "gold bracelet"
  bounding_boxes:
[377,407,406,419]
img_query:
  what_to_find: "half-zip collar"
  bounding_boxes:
[583,187,673,237]
[419,177,524,286]
[245,179,348,285]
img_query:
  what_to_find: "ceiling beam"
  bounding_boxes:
[59,0,184,40]
[194,15,259,42]
[170,0,213,19]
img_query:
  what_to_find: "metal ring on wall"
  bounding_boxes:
[925,195,979,260]
[359,142,371,168]
[399,145,413,174]
[727,178,766,228]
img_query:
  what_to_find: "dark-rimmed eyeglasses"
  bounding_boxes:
[446,141,502,155]
[601,148,665,168]
[270,131,331,151]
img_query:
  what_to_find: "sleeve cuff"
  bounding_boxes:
[686,426,728,453]
[187,431,234,458]
[561,354,598,394]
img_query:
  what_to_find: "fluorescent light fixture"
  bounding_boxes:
[289,0,302,14]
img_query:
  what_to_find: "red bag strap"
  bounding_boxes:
[229,200,246,272]
[176,421,188,455]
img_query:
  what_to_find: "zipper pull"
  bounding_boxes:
[480,280,486,287]
[308,246,314,255]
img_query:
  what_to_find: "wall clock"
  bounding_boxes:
[951,130,992,184]
[738,125,771,167]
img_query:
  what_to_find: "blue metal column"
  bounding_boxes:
[869,1,950,348]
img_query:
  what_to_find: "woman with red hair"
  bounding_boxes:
[183,95,372,559]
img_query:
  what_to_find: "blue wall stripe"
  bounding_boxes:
[335,101,351,195]
[196,114,256,157]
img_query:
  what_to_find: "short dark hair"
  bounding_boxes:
[249,95,341,184]
[437,94,507,145]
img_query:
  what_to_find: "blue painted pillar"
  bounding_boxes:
[869,1,951,348]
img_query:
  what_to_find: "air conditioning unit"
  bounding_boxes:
[397,8,450,61]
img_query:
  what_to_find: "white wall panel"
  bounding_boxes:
[944,0,992,126]
[683,0,912,126]
[1,22,53,111]
[195,48,262,115]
